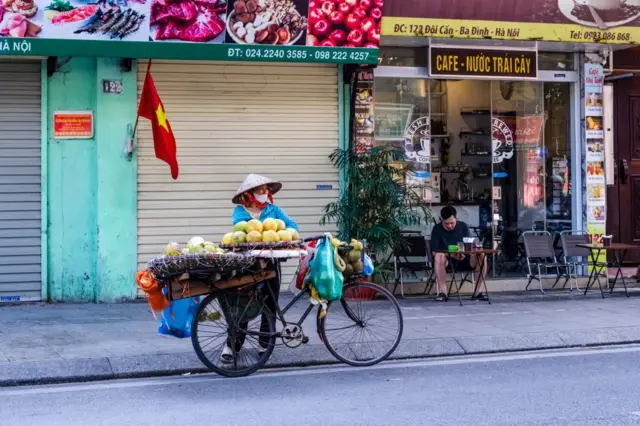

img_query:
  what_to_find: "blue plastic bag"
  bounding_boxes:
[363,253,374,276]
[306,235,344,301]
[158,288,200,339]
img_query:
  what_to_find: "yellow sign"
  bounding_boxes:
[382,17,639,44]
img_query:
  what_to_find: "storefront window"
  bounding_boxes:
[372,75,575,279]
[539,52,575,71]
[378,47,428,67]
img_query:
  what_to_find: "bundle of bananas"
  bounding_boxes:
[330,237,365,277]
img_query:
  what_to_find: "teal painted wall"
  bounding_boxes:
[46,58,137,302]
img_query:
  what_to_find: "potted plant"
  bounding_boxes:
[321,145,431,297]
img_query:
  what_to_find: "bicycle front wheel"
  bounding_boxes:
[319,281,403,367]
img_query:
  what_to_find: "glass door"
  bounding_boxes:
[491,81,545,276]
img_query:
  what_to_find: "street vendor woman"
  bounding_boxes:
[222,174,299,363]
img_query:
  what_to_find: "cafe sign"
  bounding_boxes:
[382,0,640,44]
[429,46,538,79]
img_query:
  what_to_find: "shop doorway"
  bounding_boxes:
[374,76,575,279]
[607,76,640,264]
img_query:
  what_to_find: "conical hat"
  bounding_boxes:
[232,174,282,204]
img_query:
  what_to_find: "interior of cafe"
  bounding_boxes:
[374,48,576,277]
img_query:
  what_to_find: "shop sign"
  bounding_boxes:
[382,0,640,44]
[354,70,375,154]
[403,116,431,164]
[491,117,514,164]
[0,0,384,64]
[53,111,94,139]
[430,47,537,79]
[584,62,606,272]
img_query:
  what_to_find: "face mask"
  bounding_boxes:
[254,193,268,203]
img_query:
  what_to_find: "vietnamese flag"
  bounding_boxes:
[137,62,179,179]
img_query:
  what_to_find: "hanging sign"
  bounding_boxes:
[53,111,94,139]
[584,62,606,272]
[429,46,537,79]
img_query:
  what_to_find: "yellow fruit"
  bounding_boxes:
[351,239,364,251]
[232,231,247,243]
[330,237,344,247]
[287,228,300,241]
[275,219,286,231]
[347,250,361,263]
[246,219,263,233]
[263,218,278,232]
[246,230,263,243]
[222,233,234,245]
[277,230,293,241]
[262,230,280,243]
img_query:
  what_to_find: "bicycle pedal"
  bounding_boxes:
[302,336,309,344]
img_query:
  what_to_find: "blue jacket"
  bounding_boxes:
[232,204,299,231]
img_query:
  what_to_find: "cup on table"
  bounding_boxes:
[602,235,612,248]
[463,237,474,251]
[448,245,458,253]
[457,242,465,252]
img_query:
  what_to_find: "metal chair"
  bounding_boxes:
[522,231,572,294]
[392,234,435,298]
[559,231,591,291]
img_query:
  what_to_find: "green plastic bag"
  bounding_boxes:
[306,235,344,301]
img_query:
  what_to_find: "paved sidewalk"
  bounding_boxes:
[2,290,640,386]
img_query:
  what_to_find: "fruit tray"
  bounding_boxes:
[147,252,257,279]
[219,240,305,251]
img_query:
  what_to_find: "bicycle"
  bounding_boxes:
[190,235,404,378]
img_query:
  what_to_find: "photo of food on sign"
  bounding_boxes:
[151,0,226,43]
[0,0,149,40]
[225,0,308,45]
[307,0,382,48]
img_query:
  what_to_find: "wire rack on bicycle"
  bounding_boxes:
[147,252,258,279]
[219,240,305,251]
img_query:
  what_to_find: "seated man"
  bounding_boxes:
[430,206,487,302]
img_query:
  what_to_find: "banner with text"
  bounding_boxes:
[0,0,383,63]
[584,62,606,272]
[382,0,640,45]
[430,46,537,79]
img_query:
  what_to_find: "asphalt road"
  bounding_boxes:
[4,346,640,426]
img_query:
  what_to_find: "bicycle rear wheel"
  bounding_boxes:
[318,281,403,367]
[192,287,275,378]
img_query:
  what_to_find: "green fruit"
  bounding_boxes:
[347,250,361,263]
[233,221,248,232]
[344,264,354,276]
[232,231,247,243]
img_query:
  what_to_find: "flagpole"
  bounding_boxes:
[131,59,153,139]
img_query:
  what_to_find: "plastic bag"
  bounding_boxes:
[363,253,374,276]
[306,235,344,301]
[158,288,200,339]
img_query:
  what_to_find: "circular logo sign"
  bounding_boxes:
[404,117,431,164]
[492,117,514,164]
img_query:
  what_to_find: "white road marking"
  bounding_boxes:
[404,308,582,320]
[3,344,640,397]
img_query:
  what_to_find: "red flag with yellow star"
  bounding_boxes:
[137,63,179,179]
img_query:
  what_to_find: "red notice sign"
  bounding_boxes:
[53,111,94,139]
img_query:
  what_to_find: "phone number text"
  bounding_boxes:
[226,47,372,63]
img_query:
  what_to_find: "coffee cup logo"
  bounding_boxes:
[404,117,431,164]
[492,117,514,164]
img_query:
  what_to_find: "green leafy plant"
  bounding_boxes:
[321,145,431,280]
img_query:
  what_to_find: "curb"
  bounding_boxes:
[4,326,640,387]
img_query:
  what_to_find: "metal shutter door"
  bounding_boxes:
[137,61,338,293]
[0,60,42,302]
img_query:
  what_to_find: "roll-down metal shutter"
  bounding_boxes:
[0,60,42,302]
[137,61,339,293]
